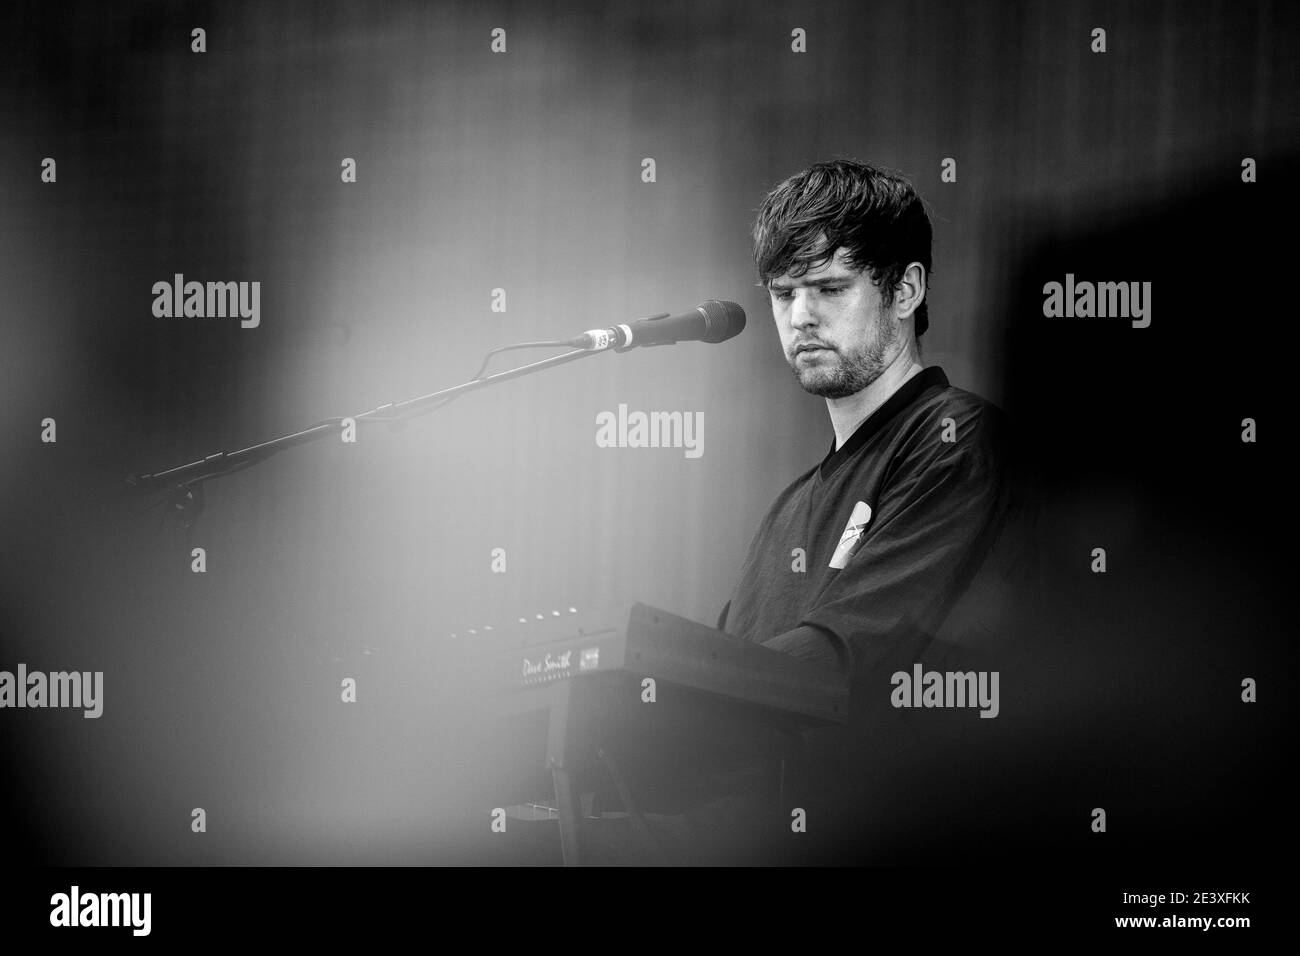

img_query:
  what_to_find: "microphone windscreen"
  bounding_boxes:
[698,300,746,343]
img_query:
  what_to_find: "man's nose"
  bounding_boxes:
[789,290,819,329]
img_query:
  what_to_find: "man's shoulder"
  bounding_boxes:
[770,460,822,501]
[896,375,1010,465]
[904,374,1003,442]
[916,375,1004,422]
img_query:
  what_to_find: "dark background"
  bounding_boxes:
[0,0,1294,866]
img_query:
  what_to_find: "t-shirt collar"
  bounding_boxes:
[817,365,950,482]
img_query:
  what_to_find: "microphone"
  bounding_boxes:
[568,300,746,351]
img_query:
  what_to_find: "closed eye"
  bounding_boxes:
[771,286,846,300]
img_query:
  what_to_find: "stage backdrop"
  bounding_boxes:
[1,0,1295,864]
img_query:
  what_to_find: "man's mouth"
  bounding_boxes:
[795,343,832,356]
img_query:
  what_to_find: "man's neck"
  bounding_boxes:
[826,352,925,450]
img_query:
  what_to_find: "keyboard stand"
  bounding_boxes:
[535,673,805,865]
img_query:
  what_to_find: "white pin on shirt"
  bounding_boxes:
[829,500,872,569]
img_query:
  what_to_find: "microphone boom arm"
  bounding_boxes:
[126,346,608,496]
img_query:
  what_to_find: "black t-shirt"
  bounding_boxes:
[718,365,1014,682]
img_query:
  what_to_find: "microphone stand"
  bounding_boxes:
[125,346,609,530]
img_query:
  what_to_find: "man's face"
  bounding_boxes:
[767,248,899,399]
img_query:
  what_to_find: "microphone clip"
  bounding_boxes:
[613,312,672,351]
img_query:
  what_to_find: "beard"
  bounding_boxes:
[786,304,898,399]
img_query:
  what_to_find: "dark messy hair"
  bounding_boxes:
[752,159,933,339]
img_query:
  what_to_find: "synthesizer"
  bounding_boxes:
[456,601,848,726]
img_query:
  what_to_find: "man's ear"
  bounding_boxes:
[893,262,927,320]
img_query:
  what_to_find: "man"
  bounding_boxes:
[720,158,1019,689]
[705,159,1034,862]
[588,160,1031,865]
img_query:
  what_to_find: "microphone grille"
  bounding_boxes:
[698,299,747,343]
